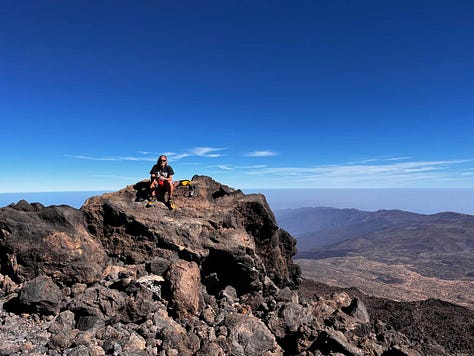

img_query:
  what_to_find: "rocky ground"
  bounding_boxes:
[299,279,474,356]
[0,176,471,355]
[297,257,474,309]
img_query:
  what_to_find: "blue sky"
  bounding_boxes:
[1,0,474,192]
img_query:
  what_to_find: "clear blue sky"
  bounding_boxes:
[1,0,474,192]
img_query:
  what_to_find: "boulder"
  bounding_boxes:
[223,312,283,355]
[0,202,106,284]
[165,259,201,318]
[17,276,62,315]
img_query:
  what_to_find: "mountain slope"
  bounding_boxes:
[275,207,425,250]
[279,206,474,311]
[297,211,474,280]
[276,207,474,278]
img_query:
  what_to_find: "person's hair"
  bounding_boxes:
[157,155,167,163]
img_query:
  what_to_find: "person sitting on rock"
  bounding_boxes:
[148,155,174,205]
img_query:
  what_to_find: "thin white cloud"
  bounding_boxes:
[384,156,413,161]
[217,165,234,171]
[206,164,268,173]
[66,150,474,188]
[245,150,278,157]
[171,147,227,159]
[349,156,413,164]
[226,158,474,188]
[67,147,226,162]
[237,165,268,169]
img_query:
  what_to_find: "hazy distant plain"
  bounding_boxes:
[252,189,474,215]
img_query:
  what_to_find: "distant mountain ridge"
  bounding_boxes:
[276,206,474,310]
[275,207,425,251]
[275,207,474,271]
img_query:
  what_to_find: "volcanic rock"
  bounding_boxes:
[0,201,106,284]
[17,276,62,315]
[0,175,469,355]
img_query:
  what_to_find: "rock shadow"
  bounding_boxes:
[134,181,150,202]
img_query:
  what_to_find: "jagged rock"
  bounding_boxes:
[220,285,238,304]
[68,285,126,329]
[149,256,172,275]
[276,287,299,304]
[49,310,76,333]
[268,302,306,337]
[122,332,147,352]
[124,282,161,323]
[47,328,78,350]
[0,202,106,284]
[342,297,370,324]
[195,341,226,356]
[314,329,365,356]
[81,176,301,294]
[222,312,283,355]
[47,311,80,350]
[0,273,18,295]
[165,259,201,318]
[155,308,201,355]
[16,276,62,315]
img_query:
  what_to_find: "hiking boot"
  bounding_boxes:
[146,196,156,207]
[146,200,155,208]
[167,198,176,210]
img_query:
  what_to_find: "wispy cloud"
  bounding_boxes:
[228,158,474,188]
[245,150,278,157]
[66,150,474,188]
[171,147,227,159]
[246,159,472,175]
[348,156,413,164]
[217,165,234,171]
[237,165,268,169]
[67,147,226,162]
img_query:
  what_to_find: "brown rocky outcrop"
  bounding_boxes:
[80,175,300,294]
[0,201,106,284]
[0,175,466,355]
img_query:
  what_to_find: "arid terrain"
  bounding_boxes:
[276,207,474,309]
[297,257,474,309]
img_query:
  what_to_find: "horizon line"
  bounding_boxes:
[2,187,474,194]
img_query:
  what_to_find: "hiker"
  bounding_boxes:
[149,155,174,205]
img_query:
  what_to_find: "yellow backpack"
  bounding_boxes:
[178,180,195,197]
[179,179,192,186]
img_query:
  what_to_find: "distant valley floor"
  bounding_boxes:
[296,257,474,310]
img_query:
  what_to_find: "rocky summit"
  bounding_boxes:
[0,176,462,355]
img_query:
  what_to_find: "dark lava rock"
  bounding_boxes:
[17,276,62,315]
[0,176,471,355]
[0,202,106,284]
